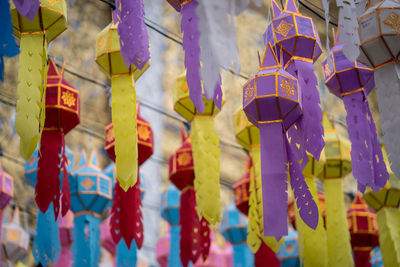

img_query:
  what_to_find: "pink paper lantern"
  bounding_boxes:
[54,211,73,267]
[101,216,116,256]
[156,231,170,267]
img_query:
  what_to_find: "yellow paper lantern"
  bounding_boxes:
[317,111,353,267]
[172,73,222,225]
[95,22,149,190]
[10,0,68,160]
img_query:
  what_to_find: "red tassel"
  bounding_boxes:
[36,130,62,216]
[255,242,280,267]
[60,134,71,217]
[200,218,210,261]
[354,250,372,267]
[110,175,143,249]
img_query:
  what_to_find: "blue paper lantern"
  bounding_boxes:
[277,227,300,267]
[370,247,383,267]
[70,151,113,267]
[220,204,254,267]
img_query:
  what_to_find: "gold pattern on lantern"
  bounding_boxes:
[61,91,76,107]
[244,84,254,102]
[7,231,19,242]
[324,63,332,77]
[384,12,400,32]
[138,125,151,141]
[275,20,294,37]
[280,79,296,97]
[177,152,192,166]
[81,177,95,190]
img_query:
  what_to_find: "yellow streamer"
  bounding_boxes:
[111,75,138,191]
[191,115,221,225]
[377,207,400,267]
[247,163,261,252]
[324,179,353,267]
[15,33,47,160]
[294,177,328,267]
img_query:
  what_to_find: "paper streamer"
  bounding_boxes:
[254,242,280,267]
[293,177,328,267]
[169,225,183,267]
[33,203,61,266]
[54,245,72,267]
[117,240,138,267]
[111,74,138,190]
[247,157,262,253]
[12,0,40,21]
[376,207,400,267]
[233,244,254,267]
[113,0,150,69]
[191,116,221,225]
[15,33,47,161]
[72,214,101,267]
[324,179,353,267]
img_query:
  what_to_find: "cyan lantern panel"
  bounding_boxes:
[221,204,248,244]
[370,247,383,267]
[160,185,180,225]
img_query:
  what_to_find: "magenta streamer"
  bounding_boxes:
[287,137,319,230]
[114,0,150,70]
[13,0,40,21]
[259,122,288,239]
[54,246,72,267]
[181,0,204,113]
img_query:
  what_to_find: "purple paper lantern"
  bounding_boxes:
[243,43,318,238]
[323,29,388,192]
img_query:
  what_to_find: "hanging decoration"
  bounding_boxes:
[233,108,283,253]
[347,194,379,267]
[356,0,400,179]
[113,0,150,69]
[220,204,254,267]
[288,153,328,267]
[370,247,383,267]
[242,42,318,238]
[173,73,223,225]
[10,0,67,161]
[363,145,400,267]
[54,211,74,267]
[232,158,251,216]
[0,0,19,81]
[100,217,116,257]
[156,230,170,267]
[1,207,29,267]
[161,184,182,267]
[95,20,149,190]
[277,227,300,267]
[36,59,80,216]
[0,163,14,265]
[69,151,113,267]
[194,232,230,267]
[254,242,280,267]
[169,129,211,267]
[264,0,325,166]
[317,111,353,267]
[25,146,75,266]
[323,28,388,192]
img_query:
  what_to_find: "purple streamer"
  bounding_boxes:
[13,0,40,21]
[287,137,319,230]
[114,0,150,70]
[259,122,288,239]
[181,0,204,113]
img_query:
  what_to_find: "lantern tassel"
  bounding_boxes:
[200,217,211,261]
[181,0,204,113]
[111,74,138,190]
[60,138,71,217]
[293,177,328,267]
[376,207,400,267]
[170,225,183,267]
[110,176,143,248]
[72,214,101,267]
[36,130,62,215]
[343,91,388,192]
[324,179,353,267]
[254,242,280,267]
[354,250,372,267]
[32,203,61,266]
[233,244,254,267]
[15,33,47,160]
[54,244,72,267]
[116,240,138,267]
[191,116,221,225]
[247,157,262,253]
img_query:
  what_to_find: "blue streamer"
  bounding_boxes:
[72,214,101,267]
[232,244,254,267]
[33,203,61,266]
[169,225,182,267]
[0,0,19,81]
[117,239,137,267]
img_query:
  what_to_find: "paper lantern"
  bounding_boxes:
[194,233,228,267]
[10,0,67,161]
[317,111,353,267]
[95,21,149,190]
[370,247,383,267]
[323,28,388,192]
[243,42,318,238]
[173,73,223,225]
[1,208,29,265]
[54,211,74,267]
[363,145,400,267]
[156,231,170,267]
[69,151,113,267]
[347,194,379,267]
[357,0,400,180]
[220,204,254,267]
[277,228,300,267]
[232,170,251,216]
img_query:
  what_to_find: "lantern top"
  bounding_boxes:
[233,108,260,151]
